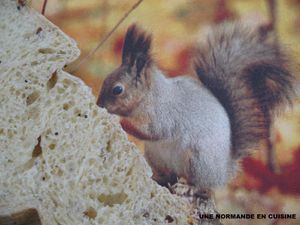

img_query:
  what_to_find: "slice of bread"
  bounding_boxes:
[0,1,189,224]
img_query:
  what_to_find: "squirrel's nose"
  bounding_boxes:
[97,87,107,108]
[97,94,105,108]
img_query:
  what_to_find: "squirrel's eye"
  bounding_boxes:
[112,85,124,95]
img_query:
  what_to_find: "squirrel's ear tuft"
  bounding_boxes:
[122,24,152,67]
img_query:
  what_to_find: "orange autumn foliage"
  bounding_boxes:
[242,147,300,195]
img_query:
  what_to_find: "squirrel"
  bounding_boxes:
[97,22,296,190]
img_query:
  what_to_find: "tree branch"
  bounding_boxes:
[70,0,144,73]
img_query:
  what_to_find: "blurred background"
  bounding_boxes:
[30,0,300,224]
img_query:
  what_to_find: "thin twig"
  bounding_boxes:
[265,0,280,173]
[41,0,48,15]
[268,0,277,31]
[70,0,144,73]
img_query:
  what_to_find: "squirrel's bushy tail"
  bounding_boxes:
[194,23,296,159]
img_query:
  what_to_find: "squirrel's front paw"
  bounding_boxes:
[152,172,177,187]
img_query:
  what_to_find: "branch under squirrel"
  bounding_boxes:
[169,179,223,225]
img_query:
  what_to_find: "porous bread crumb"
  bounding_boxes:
[0,1,190,224]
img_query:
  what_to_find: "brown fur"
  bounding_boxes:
[97,24,155,138]
[194,23,296,159]
[122,24,152,68]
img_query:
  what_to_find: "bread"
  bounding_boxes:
[0,1,189,224]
